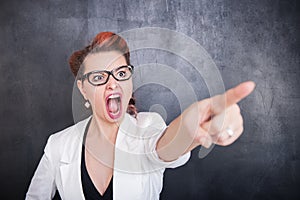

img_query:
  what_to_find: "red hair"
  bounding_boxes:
[69,32,137,117]
[69,32,130,77]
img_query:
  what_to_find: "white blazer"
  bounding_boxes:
[26,112,190,200]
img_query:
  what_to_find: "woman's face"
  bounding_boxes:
[77,51,133,124]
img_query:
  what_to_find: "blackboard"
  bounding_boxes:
[0,0,299,199]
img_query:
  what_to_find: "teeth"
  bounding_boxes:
[108,94,120,99]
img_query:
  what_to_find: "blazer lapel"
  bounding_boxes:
[60,162,85,200]
[59,117,90,200]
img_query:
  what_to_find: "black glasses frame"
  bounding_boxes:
[81,65,134,86]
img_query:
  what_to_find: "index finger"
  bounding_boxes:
[225,81,256,106]
[210,81,256,114]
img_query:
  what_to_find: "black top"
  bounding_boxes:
[81,119,113,200]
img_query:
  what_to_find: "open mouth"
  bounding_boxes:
[106,93,122,120]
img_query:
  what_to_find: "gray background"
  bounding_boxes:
[0,0,299,199]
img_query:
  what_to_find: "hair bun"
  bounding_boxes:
[68,48,88,77]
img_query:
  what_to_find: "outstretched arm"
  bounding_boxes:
[156,81,256,162]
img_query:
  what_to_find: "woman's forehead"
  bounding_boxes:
[83,51,126,71]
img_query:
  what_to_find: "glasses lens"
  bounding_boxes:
[113,66,133,80]
[88,71,109,85]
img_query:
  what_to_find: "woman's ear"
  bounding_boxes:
[77,80,87,100]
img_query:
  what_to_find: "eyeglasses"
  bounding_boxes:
[81,65,134,86]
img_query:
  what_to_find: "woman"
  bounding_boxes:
[26,32,255,200]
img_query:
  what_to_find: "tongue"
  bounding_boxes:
[108,98,119,113]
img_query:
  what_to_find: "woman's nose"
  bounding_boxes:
[106,75,119,90]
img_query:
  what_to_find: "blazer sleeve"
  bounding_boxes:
[143,112,191,169]
[25,136,57,200]
[147,126,191,169]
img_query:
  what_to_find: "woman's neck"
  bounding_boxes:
[88,115,122,144]
[83,115,122,168]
